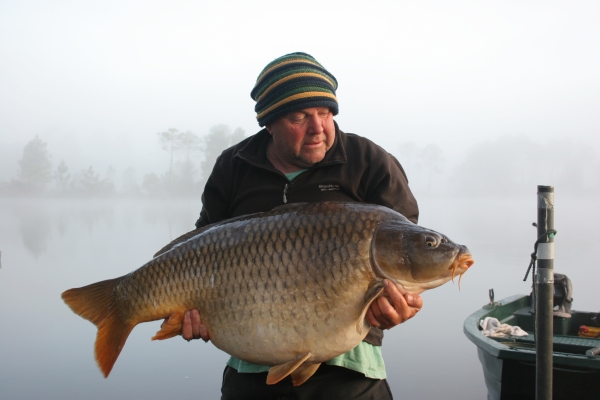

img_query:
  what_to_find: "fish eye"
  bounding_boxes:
[441,238,448,244]
[425,235,437,247]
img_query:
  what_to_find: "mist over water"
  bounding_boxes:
[1,1,599,398]
[1,1,599,193]
[1,193,598,399]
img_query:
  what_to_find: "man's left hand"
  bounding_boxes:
[365,279,423,330]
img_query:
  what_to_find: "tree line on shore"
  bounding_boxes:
[2,130,598,198]
[1,125,244,198]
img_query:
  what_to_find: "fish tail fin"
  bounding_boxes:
[62,277,134,378]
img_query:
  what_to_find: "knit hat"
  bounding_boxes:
[251,52,339,127]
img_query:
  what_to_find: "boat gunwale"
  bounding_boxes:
[463,294,600,370]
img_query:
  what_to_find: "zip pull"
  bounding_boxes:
[283,183,288,204]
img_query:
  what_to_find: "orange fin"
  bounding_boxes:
[62,277,134,378]
[357,285,385,334]
[151,312,184,340]
[291,362,321,386]
[266,353,312,385]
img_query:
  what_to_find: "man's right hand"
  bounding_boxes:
[181,309,210,342]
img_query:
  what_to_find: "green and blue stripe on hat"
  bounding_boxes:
[251,52,339,127]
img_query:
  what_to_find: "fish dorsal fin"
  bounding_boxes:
[151,311,185,340]
[356,282,386,334]
[291,362,321,386]
[270,202,309,211]
[152,212,265,257]
[266,353,312,385]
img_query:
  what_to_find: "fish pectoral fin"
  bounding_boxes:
[266,353,312,385]
[356,284,386,334]
[291,362,321,386]
[151,312,184,341]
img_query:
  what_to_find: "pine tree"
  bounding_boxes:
[17,136,53,193]
[54,160,71,193]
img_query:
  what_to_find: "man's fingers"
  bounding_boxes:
[190,309,202,338]
[365,307,380,328]
[406,293,423,311]
[382,279,406,306]
[376,296,402,326]
[199,323,210,342]
[181,310,193,341]
[377,280,408,326]
[382,279,422,315]
[364,280,425,330]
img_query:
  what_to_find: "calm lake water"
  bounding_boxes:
[1,194,598,399]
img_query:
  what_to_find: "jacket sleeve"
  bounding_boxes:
[363,150,419,224]
[195,154,232,229]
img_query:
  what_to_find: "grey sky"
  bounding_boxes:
[1,0,598,182]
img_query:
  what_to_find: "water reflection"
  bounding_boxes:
[55,207,70,236]
[19,207,52,258]
[141,200,199,235]
[16,201,116,258]
[76,203,116,233]
[12,199,199,259]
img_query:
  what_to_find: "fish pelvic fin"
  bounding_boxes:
[266,353,312,385]
[151,311,184,340]
[291,362,321,386]
[61,277,134,378]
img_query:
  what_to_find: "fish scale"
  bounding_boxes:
[62,201,473,384]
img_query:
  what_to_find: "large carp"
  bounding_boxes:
[62,202,473,385]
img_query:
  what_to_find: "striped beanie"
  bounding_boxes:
[251,52,339,127]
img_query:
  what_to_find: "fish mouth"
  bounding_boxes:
[450,251,474,289]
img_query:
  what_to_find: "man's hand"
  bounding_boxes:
[162,309,210,342]
[365,279,423,330]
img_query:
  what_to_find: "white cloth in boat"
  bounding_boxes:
[480,317,528,338]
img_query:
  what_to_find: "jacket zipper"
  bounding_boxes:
[282,184,288,203]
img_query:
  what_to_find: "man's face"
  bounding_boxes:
[266,107,335,172]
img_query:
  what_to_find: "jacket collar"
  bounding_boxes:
[234,120,347,171]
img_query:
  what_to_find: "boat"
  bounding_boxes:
[463,287,600,400]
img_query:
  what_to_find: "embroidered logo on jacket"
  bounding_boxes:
[319,184,340,192]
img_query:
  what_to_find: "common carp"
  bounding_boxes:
[62,202,473,385]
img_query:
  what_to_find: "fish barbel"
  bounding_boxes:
[62,202,473,385]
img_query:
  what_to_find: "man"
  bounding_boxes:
[177,52,422,399]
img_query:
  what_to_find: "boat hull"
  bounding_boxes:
[464,294,600,400]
